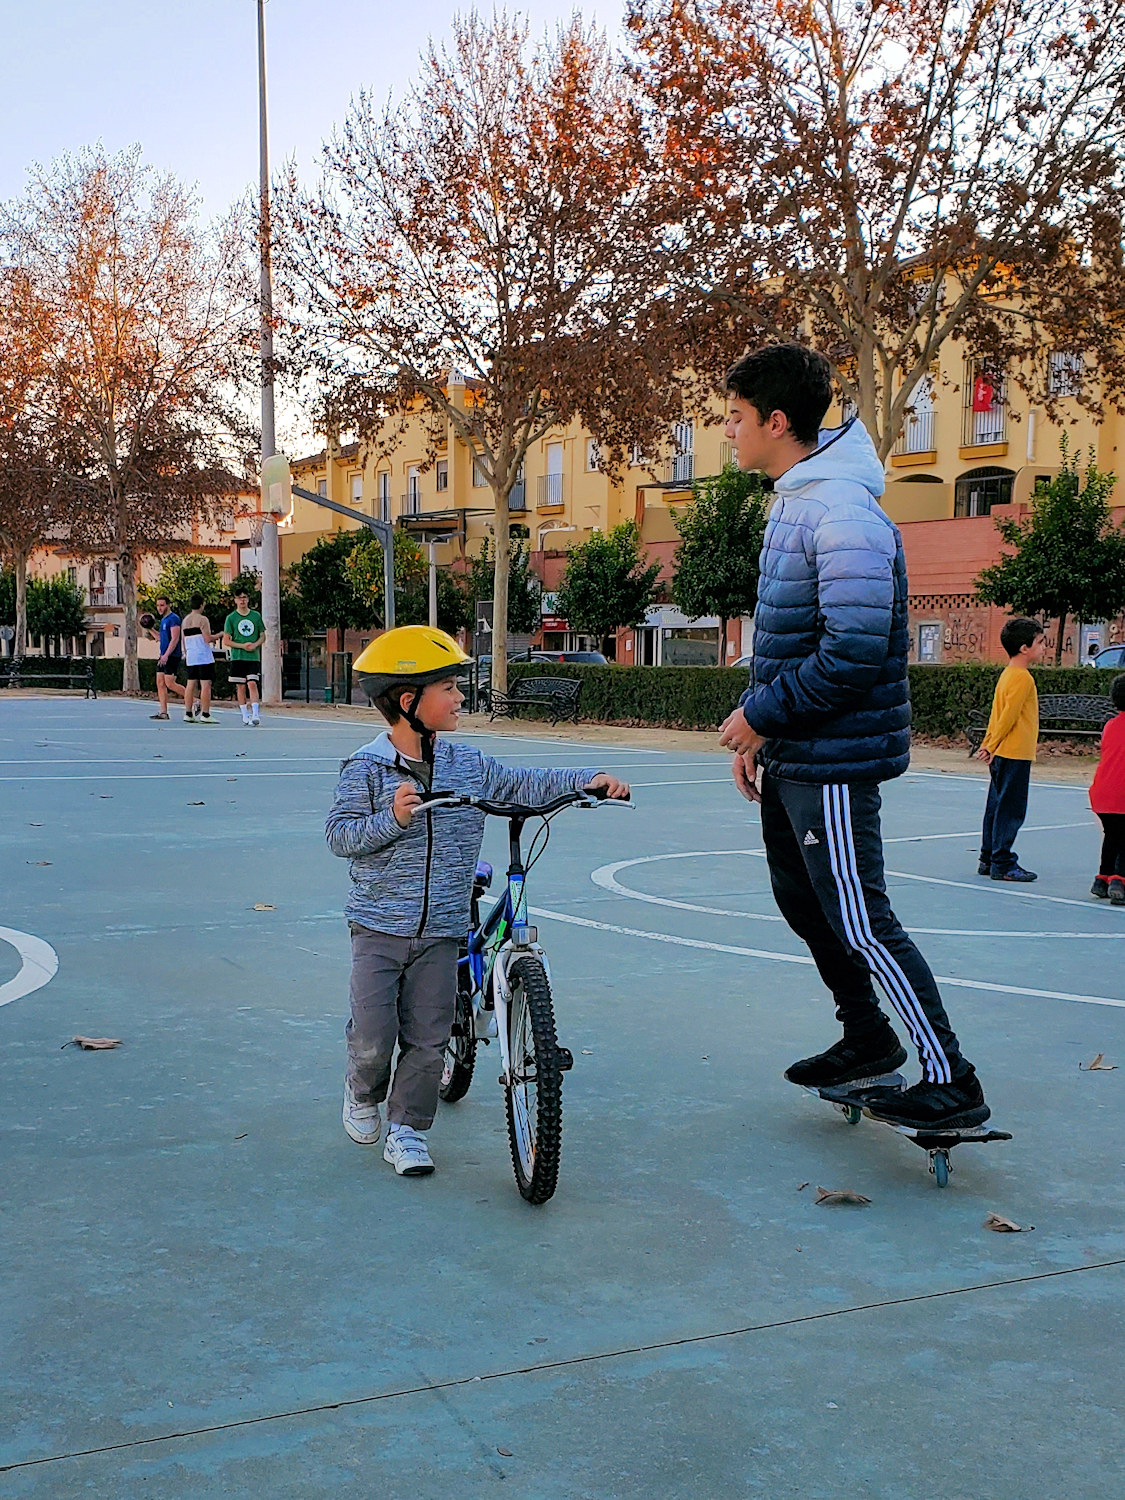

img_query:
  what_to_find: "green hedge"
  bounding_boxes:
[504,661,1118,737]
[4,655,238,698]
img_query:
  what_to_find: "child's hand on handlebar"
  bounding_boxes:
[392,782,424,827]
[585,773,630,800]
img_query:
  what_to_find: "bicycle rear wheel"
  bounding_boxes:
[505,956,563,1204]
[439,965,477,1103]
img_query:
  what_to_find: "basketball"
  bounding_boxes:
[139,612,155,630]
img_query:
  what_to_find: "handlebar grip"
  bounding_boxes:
[583,783,609,800]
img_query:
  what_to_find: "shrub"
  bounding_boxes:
[503,661,1114,736]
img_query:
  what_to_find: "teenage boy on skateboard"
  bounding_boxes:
[717,344,990,1132]
[223,589,265,725]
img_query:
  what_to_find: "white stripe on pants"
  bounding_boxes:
[822,783,953,1084]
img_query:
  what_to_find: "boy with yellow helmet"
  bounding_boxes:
[326,626,628,1176]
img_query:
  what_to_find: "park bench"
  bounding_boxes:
[965,692,1113,754]
[488,675,582,725]
[1,656,97,699]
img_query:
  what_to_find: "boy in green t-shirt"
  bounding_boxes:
[222,589,266,726]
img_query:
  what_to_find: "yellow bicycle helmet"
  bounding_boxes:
[354,627,470,764]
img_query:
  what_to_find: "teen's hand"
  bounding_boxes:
[392,783,423,827]
[732,752,762,804]
[976,747,994,764]
[718,707,765,757]
[586,773,630,799]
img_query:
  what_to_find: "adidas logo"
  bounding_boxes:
[803,830,820,846]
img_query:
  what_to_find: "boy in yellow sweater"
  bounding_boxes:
[977,617,1046,882]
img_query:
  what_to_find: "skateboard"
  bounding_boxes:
[801,1072,1012,1188]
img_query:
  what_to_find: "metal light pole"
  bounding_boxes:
[257,0,282,705]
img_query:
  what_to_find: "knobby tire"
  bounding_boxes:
[505,956,563,1205]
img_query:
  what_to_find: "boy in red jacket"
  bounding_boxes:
[1090,675,1125,905]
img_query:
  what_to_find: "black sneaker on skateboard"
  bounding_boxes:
[785,1030,908,1091]
[860,1067,990,1131]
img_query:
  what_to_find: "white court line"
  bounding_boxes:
[0,927,59,1009]
[531,906,1125,1010]
[906,769,1091,793]
[591,849,1123,939]
[0,770,340,782]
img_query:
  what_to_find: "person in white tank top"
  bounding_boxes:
[181,593,218,723]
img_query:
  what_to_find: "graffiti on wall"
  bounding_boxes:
[942,608,992,662]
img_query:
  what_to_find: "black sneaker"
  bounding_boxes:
[1091,877,1109,899]
[992,865,1037,883]
[977,861,990,877]
[785,1030,908,1090]
[1110,878,1125,907]
[860,1067,990,1131]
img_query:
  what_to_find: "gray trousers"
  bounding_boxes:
[346,925,458,1130]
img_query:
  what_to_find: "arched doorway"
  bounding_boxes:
[954,467,1014,518]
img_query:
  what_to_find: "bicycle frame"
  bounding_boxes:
[461,813,552,1086]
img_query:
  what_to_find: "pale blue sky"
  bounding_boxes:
[1,1,624,217]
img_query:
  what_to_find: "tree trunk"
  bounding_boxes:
[718,615,728,667]
[1054,611,1067,668]
[14,551,29,657]
[121,556,140,694]
[491,493,511,697]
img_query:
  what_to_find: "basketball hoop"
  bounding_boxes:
[247,511,266,548]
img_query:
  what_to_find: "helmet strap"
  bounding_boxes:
[402,684,435,769]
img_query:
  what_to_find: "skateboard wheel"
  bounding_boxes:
[931,1150,950,1188]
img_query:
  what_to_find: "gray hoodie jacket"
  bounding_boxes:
[325,732,599,939]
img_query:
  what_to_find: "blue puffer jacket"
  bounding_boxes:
[740,419,911,784]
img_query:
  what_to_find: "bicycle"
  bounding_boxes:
[428,784,632,1204]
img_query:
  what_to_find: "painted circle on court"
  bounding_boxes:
[0,927,60,1009]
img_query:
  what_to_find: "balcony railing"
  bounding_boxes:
[961,363,1007,446]
[400,491,420,515]
[537,473,564,507]
[893,408,935,456]
[719,441,736,469]
[509,481,527,511]
[88,586,120,607]
[662,452,694,485]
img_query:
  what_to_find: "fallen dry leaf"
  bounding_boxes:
[99,794,112,799]
[796,1181,810,1191]
[1079,1053,1117,1071]
[252,903,276,911]
[984,1212,1032,1233]
[27,860,51,866]
[65,1036,122,1051]
[497,1448,513,1458]
[28,822,42,826]
[815,1186,872,1206]
[187,801,205,806]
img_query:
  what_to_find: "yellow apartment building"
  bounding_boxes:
[258,332,1122,667]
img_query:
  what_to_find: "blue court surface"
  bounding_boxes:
[2,698,1123,1498]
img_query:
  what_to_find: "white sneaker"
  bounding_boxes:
[250,715,260,726]
[383,1124,435,1176]
[198,713,218,725]
[342,1083,382,1145]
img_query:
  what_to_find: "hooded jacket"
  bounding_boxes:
[325,733,599,938]
[740,419,911,784]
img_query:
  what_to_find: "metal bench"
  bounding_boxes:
[488,675,582,725]
[966,692,1113,753]
[1,656,97,699]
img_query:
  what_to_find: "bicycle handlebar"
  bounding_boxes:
[419,785,634,817]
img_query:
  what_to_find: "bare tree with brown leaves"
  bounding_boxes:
[278,12,687,693]
[2,147,255,691]
[0,268,72,655]
[629,0,1125,460]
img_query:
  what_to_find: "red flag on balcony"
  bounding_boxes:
[972,374,995,412]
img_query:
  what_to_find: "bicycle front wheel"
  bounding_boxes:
[439,966,477,1103]
[505,956,564,1204]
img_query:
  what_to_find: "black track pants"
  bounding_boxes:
[761,773,966,1083]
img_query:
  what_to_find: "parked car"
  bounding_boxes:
[732,654,754,670]
[533,650,608,665]
[1091,644,1125,669]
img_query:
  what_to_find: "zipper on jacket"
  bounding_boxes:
[416,807,434,938]
[391,748,436,937]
